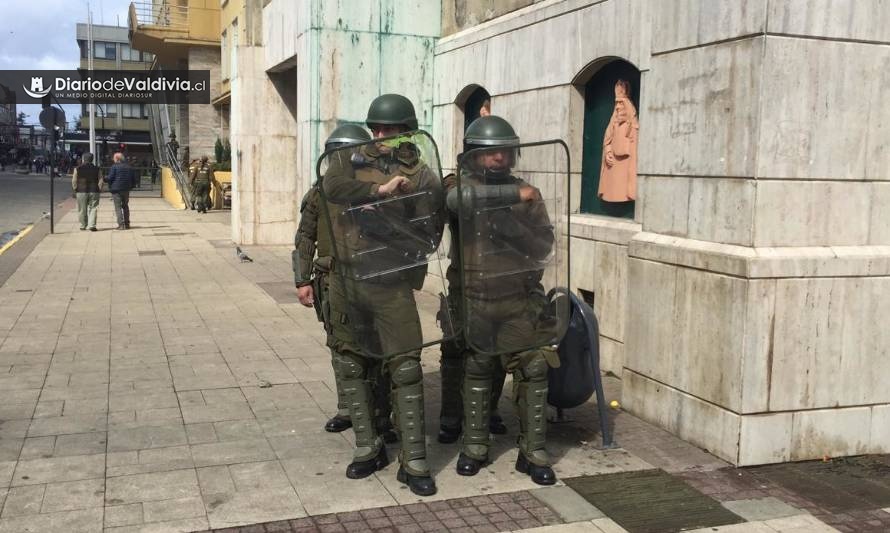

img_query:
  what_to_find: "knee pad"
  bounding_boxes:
[464,353,496,379]
[389,357,422,387]
[519,352,548,380]
[333,352,365,380]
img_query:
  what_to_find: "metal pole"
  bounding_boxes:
[88,4,96,157]
[50,134,55,234]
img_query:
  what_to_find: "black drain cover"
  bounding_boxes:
[564,469,744,533]
[138,250,166,256]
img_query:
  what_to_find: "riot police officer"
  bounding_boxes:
[190,156,214,213]
[448,116,558,485]
[294,124,372,433]
[321,94,443,496]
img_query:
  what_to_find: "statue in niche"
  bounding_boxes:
[598,80,639,202]
[479,98,491,117]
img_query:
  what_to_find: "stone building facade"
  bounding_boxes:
[235,0,890,466]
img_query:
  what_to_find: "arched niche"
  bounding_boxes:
[573,58,641,218]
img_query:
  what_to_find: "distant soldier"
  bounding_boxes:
[190,156,214,213]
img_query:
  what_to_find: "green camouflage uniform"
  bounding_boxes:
[323,141,442,478]
[450,170,556,468]
[292,185,391,429]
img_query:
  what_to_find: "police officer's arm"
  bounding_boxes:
[292,187,319,288]
[321,151,378,203]
[412,167,446,248]
[489,181,554,261]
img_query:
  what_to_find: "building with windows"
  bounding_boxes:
[74,23,155,165]
[128,0,221,174]
[0,84,17,163]
[239,0,890,469]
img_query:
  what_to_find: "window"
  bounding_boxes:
[143,52,154,62]
[79,41,88,59]
[103,104,118,118]
[231,19,238,78]
[221,30,228,80]
[122,103,144,119]
[121,44,141,62]
[94,42,116,60]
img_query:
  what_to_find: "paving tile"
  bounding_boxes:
[203,487,306,529]
[1,485,45,517]
[40,478,105,513]
[722,497,804,522]
[105,469,200,505]
[185,423,218,445]
[213,419,265,442]
[0,421,31,440]
[104,516,209,532]
[180,402,254,424]
[142,496,205,523]
[51,432,108,457]
[530,486,605,522]
[197,466,236,496]
[107,423,188,452]
[106,445,195,477]
[11,454,105,486]
[280,456,397,515]
[27,415,107,437]
[0,440,22,463]
[228,461,291,492]
[62,398,109,416]
[190,438,276,468]
[108,391,178,412]
[0,507,103,533]
[104,503,144,528]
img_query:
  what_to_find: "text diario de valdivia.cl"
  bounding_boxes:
[50,77,207,92]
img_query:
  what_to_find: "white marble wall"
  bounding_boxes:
[230,46,300,245]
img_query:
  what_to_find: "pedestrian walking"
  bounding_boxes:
[71,153,102,232]
[106,152,134,230]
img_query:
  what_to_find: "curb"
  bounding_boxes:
[0,224,34,256]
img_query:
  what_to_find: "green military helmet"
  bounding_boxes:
[325,123,371,152]
[366,94,418,131]
[464,115,520,149]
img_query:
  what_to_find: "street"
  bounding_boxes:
[0,170,65,244]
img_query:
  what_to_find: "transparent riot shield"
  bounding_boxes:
[453,140,571,356]
[316,131,454,358]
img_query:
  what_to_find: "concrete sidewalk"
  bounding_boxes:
[0,198,868,532]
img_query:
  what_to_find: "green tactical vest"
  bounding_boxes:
[195,164,212,184]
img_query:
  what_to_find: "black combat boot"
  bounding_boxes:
[324,414,352,433]
[489,413,507,435]
[437,423,461,444]
[397,467,437,496]
[345,447,388,479]
[456,453,488,476]
[515,451,556,486]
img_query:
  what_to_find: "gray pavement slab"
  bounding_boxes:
[530,485,606,522]
[721,497,806,522]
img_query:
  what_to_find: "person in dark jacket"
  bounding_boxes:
[71,153,102,231]
[106,152,134,229]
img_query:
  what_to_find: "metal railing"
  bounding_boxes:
[131,1,189,31]
[164,143,194,207]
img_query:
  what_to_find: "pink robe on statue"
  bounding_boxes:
[598,102,639,202]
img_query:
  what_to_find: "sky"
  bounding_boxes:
[0,0,133,126]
